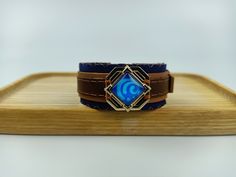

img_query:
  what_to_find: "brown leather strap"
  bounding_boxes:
[77,71,174,103]
[78,71,170,80]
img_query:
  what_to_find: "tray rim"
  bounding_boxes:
[0,72,235,111]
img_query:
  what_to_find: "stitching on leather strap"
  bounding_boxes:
[78,91,105,97]
[78,92,167,103]
[77,78,105,83]
[78,71,170,80]
[151,91,169,96]
[151,78,169,83]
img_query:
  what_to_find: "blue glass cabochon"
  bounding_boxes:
[111,72,145,106]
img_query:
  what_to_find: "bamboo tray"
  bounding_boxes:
[0,72,235,136]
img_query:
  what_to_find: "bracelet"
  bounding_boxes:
[77,62,174,112]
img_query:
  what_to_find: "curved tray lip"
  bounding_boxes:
[174,72,236,95]
[1,71,235,94]
[0,72,235,111]
[0,72,76,95]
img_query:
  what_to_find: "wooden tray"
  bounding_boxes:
[0,72,235,136]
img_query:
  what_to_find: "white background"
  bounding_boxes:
[0,0,236,177]
[0,0,236,89]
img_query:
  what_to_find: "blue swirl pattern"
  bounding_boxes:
[111,73,145,106]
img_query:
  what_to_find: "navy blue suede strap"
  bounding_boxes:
[80,98,166,111]
[79,62,167,73]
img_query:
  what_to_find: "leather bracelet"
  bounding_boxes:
[77,62,174,112]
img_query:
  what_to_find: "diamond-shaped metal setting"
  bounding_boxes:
[104,65,151,112]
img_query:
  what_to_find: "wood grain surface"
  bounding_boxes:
[0,72,235,135]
